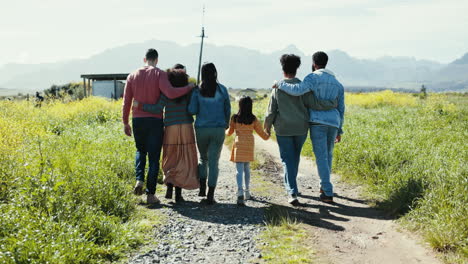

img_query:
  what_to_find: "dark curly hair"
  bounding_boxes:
[280,54,301,75]
[167,65,190,103]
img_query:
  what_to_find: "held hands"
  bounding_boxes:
[124,124,132,137]
[335,135,341,143]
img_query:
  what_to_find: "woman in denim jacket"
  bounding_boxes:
[188,62,231,205]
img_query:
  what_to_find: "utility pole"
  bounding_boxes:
[196,5,207,85]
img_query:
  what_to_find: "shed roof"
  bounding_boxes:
[81,73,129,81]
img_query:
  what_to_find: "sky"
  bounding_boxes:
[1,0,467,66]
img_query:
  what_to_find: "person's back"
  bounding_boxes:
[226,96,269,206]
[268,78,309,136]
[141,69,194,127]
[122,49,193,205]
[303,69,344,131]
[122,64,193,125]
[137,64,198,202]
[188,84,230,128]
[276,51,346,204]
[124,67,170,121]
[188,62,231,205]
[161,96,193,126]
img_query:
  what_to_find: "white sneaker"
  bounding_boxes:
[244,190,251,200]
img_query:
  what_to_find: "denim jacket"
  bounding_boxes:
[188,84,231,128]
[277,69,345,134]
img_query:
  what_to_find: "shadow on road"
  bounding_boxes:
[146,198,346,232]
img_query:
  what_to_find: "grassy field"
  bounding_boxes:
[243,90,467,262]
[0,98,161,263]
[333,92,467,263]
[1,91,466,263]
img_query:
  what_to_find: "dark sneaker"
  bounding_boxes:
[319,193,334,204]
[133,181,145,196]
[237,195,245,206]
[146,194,161,204]
[289,199,302,207]
[288,194,301,206]
[165,184,173,199]
[175,187,184,203]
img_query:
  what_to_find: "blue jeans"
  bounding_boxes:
[276,134,307,195]
[236,162,251,192]
[309,124,338,197]
[195,127,225,188]
[132,117,164,195]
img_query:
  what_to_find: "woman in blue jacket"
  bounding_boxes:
[188,62,231,205]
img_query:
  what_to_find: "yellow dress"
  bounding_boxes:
[226,118,269,162]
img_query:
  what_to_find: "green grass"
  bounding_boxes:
[258,205,314,264]
[252,167,315,264]
[247,150,314,264]
[329,94,467,262]
[0,98,162,263]
[245,92,467,263]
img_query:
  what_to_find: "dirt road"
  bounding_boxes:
[254,135,441,264]
[130,138,441,264]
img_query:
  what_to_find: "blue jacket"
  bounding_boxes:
[277,69,345,134]
[188,84,231,128]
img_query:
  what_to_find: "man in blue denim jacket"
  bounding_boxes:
[275,51,345,203]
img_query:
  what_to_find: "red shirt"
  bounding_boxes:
[122,66,192,124]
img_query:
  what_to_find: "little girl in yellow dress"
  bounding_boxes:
[226,96,270,206]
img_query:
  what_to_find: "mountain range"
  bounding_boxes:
[0,39,467,93]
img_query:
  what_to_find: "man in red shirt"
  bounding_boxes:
[122,48,194,204]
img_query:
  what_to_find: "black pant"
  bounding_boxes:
[132,117,164,194]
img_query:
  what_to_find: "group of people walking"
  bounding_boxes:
[122,48,345,207]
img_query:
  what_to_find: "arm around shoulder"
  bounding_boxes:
[277,74,315,96]
[303,91,338,110]
[187,88,199,115]
[159,70,193,99]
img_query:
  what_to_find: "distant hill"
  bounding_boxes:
[428,53,468,91]
[0,39,466,92]
[451,53,468,65]
[0,88,32,96]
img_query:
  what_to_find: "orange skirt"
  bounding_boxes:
[162,123,199,190]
